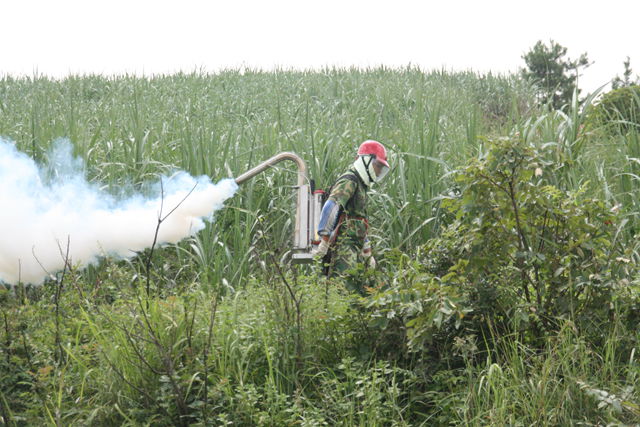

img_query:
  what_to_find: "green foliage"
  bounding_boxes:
[0,68,536,283]
[369,138,635,359]
[470,73,536,125]
[521,40,590,109]
[459,322,640,425]
[361,138,640,425]
[585,85,640,135]
[0,270,431,425]
[430,137,630,337]
[2,71,640,425]
[611,56,638,90]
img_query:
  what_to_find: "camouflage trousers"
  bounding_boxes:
[323,242,368,296]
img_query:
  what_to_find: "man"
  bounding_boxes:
[313,140,390,295]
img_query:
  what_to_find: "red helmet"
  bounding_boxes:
[357,140,389,167]
[355,140,390,184]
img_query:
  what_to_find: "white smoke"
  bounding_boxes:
[0,138,238,285]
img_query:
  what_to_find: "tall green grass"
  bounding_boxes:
[2,69,639,425]
[458,320,640,425]
[0,68,536,288]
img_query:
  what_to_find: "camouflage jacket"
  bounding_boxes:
[327,168,368,248]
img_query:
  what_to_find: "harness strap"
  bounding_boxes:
[330,214,369,245]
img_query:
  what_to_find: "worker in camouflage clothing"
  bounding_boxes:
[313,140,390,295]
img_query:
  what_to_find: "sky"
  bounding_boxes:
[2,0,638,94]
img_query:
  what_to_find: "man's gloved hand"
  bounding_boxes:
[362,251,376,269]
[313,236,331,259]
[361,242,376,269]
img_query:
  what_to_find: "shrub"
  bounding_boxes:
[585,85,640,135]
[371,137,635,355]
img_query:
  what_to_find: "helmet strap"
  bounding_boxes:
[362,156,376,184]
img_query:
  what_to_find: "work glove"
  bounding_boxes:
[313,236,331,260]
[361,242,376,269]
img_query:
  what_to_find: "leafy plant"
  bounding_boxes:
[611,56,638,90]
[2,69,640,426]
[439,138,630,337]
[373,137,633,353]
[521,40,590,109]
[585,85,640,135]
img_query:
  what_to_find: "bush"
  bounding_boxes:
[586,85,640,135]
[370,137,636,355]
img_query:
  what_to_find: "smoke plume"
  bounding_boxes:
[0,138,238,285]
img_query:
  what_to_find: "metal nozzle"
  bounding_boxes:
[234,152,307,187]
[234,152,311,260]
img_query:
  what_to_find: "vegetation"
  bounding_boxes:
[586,85,640,135]
[1,69,639,425]
[521,40,590,109]
[612,56,638,90]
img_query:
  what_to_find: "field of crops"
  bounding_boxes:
[1,69,639,425]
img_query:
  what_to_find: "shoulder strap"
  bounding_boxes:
[323,171,365,207]
[336,172,363,211]
[342,172,364,187]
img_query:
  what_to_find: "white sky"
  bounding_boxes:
[2,0,638,93]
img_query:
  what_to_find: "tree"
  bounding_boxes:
[612,56,638,90]
[521,40,590,109]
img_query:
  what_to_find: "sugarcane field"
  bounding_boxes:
[2,3,640,425]
[1,66,639,426]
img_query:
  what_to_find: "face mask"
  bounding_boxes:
[354,155,390,185]
[370,158,389,182]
